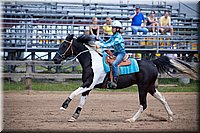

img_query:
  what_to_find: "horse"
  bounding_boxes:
[53,34,197,122]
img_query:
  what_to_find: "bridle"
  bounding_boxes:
[56,37,102,63]
[56,39,74,60]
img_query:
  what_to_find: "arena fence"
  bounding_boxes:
[1,1,199,80]
[3,60,194,90]
[2,1,198,54]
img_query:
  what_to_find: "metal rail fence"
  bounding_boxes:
[2,2,198,49]
[1,1,199,73]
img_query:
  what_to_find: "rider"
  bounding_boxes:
[96,20,126,88]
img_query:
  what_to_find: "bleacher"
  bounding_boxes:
[1,1,199,61]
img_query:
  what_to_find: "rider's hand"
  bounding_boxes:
[96,45,100,49]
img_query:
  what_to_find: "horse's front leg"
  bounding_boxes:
[68,90,91,122]
[60,86,91,111]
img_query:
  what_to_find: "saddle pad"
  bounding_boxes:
[102,54,140,75]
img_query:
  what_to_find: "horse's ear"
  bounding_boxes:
[70,34,74,38]
[65,34,74,41]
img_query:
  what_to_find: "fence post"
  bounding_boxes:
[156,26,160,54]
[26,61,32,92]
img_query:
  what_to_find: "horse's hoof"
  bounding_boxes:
[168,116,173,122]
[125,118,135,123]
[60,107,66,111]
[68,117,76,122]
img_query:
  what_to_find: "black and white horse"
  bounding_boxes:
[53,34,197,122]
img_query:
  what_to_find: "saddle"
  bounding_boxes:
[105,50,131,88]
[105,50,131,66]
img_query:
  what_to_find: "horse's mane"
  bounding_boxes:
[76,34,103,55]
[77,34,95,45]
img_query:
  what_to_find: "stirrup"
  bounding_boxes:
[107,81,117,89]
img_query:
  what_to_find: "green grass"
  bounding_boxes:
[95,86,138,92]
[3,79,199,92]
[3,81,26,91]
[3,80,80,91]
[157,83,199,92]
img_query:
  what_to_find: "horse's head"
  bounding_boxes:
[53,34,74,64]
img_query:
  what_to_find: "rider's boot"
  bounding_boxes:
[113,76,118,87]
[109,76,118,88]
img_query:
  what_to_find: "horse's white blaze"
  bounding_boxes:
[85,45,107,88]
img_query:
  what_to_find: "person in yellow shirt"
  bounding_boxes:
[103,17,113,40]
[159,11,173,35]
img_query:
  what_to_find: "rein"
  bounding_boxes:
[65,45,102,63]
[56,36,102,62]
[57,39,102,64]
[65,49,93,62]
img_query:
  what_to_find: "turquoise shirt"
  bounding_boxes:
[99,32,125,53]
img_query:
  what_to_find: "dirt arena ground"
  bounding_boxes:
[3,91,199,132]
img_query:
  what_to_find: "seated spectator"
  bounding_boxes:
[89,16,100,40]
[103,17,113,40]
[129,5,148,35]
[147,10,159,34]
[159,11,174,36]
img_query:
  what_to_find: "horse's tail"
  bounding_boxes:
[153,56,198,80]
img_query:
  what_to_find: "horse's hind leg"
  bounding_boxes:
[150,88,173,122]
[68,90,91,122]
[126,86,147,122]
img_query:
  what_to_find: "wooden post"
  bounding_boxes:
[26,61,32,92]
[48,52,52,71]
[31,52,35,73]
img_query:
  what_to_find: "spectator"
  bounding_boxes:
[89,16,100,40]
[103,17,113,40]
[147,10,159,35]
[159,11,174,36]
[129,5,148,35]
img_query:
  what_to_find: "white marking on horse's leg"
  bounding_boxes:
[69,87,91,100]
[79,95,87,108]
[60,107,66,111]
[153,89,173,122]
[126,105,143,122]
[68,116,76,122]
[68,95,88,122]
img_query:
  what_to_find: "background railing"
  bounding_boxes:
[1,1,199,76]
